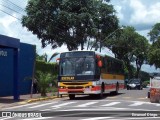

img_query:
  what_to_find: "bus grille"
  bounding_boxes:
[68,86,83,89]
[68,91,84,93]
[63,82,88,85]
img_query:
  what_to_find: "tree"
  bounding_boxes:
[22,0,118,51]
[104,26,149,78]
[148,23,160,68]
[133,34,149,78]
[36,52,59,63]
[35,71,53,96]
[148,39,160,68]
[148,23,160,43]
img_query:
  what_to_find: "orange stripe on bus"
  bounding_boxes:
[101,73,124,80]
[91,86,101,91]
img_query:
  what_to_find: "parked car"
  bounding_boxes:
[127,78,143,90]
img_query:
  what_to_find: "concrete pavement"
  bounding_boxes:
[0,93,59,109]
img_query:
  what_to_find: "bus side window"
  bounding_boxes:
[107,59,112,74]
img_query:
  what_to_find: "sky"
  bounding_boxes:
[0,0,160,73]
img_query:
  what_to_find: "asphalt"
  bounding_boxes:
[0,93,60,109]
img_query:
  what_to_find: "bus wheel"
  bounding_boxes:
[69,94,75,100]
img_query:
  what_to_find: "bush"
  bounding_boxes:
[35,71,54,96]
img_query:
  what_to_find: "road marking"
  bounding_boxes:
[29,101,58,108]
[138,98,147,100]
[80,117,113,120]
[123,97,131,99]
[0,117,13,120]
[51,102,76,108]
[17,117,53,120]
[101,102,121,106]
[3,102,39,110]
[129,102,144,106]
[108,117,160,120]
[76,102,98,107]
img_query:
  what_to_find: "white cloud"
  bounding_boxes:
[130,0,160,25]
[114,5,124,20]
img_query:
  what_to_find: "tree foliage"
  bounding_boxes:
[22,0,118,51]
[105,26,149,78]
[148,23,160,43]
[148,39,160,68]
[148,23,160,68]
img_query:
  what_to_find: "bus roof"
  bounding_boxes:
[60,51,122,62]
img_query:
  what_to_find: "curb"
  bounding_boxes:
[26,96,58,103]
[25,95,68,103]
[0,95,69,109]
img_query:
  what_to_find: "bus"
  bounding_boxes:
[57,51,125,99]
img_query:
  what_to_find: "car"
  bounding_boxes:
[127,78,143,90]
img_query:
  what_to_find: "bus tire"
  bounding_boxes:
[69,94,75,100]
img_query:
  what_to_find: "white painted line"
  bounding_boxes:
[0,117,13,120]
[17,117,54,120]
[101,102,121,107]
[29,102,58,108]
[40,109,52,111]
[129,102,144,106]
[80,117,113,120]
[3,102,39,110]
[76,102,98,107]
[51,102,76,108]
[109,117,160,120]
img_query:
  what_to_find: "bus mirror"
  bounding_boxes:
[98,60,102,67]
[96,55,101,59]
[56,58,60,64]
[56,58,60,61]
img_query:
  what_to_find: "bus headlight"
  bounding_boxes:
[92,82,97,86]
[59,86,66,89]
[92,81,100,86]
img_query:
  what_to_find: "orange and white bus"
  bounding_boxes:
[57,51,125,99]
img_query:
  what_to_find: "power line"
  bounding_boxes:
[4,0,25,12]
[0,4,24,16]
[0,9,21,21]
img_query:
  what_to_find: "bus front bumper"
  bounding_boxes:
[58,86,101,95]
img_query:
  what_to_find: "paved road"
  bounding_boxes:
[1,88,160,120]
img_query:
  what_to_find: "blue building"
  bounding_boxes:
[0,35,35,100]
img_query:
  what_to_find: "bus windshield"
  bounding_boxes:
[60,57,95,76]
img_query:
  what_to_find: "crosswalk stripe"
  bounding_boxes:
[3,103,39,110]
[76,102,98,107]
[101,102,121,106]
[80,117,113,120]
[51,102,76,108]
[29,102,58,108]
[0,117,13,120]
[17,117,53,120]
[129,102,144,106]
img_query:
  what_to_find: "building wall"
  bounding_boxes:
[0,48,14,96]
[19,43,35,95]
[0,43,35,96]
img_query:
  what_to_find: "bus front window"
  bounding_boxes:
[60,57,95,76]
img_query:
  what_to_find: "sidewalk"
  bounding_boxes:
[0,93,58,109]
